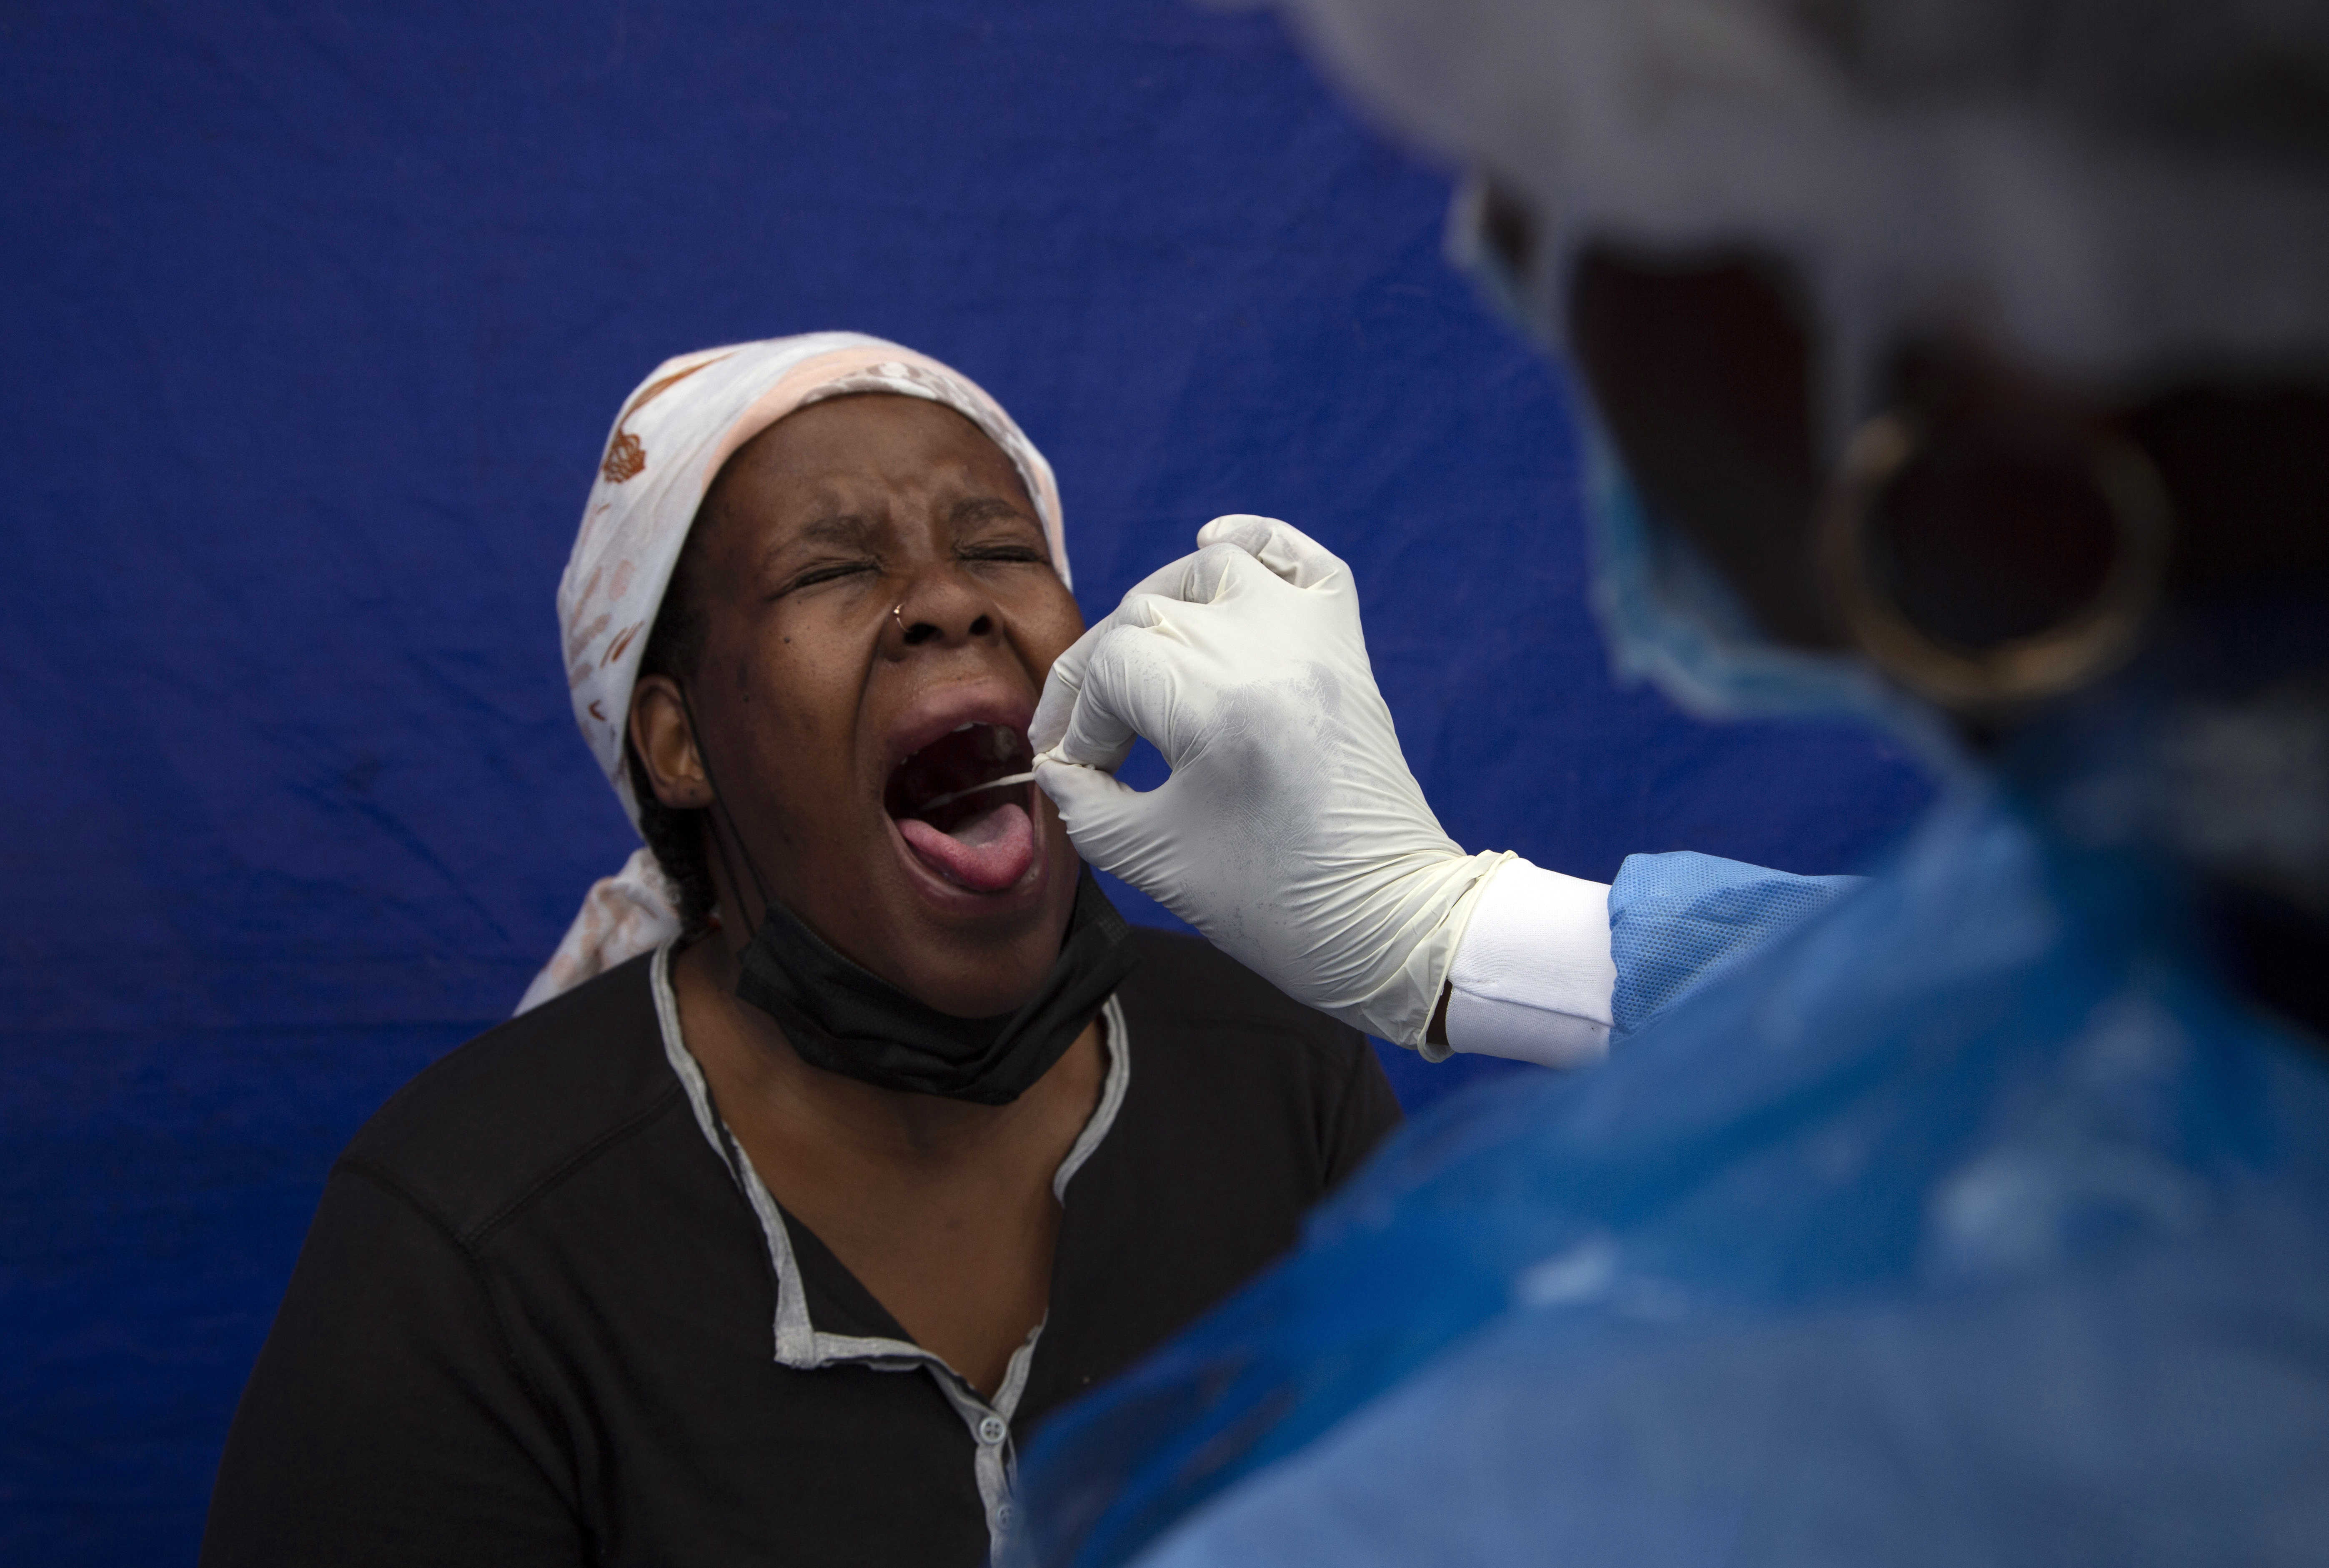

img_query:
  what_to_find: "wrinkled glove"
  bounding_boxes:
[1032,516,1512,1050]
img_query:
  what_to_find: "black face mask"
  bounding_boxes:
[732,864,1137,1105]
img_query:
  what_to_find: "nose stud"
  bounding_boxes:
[892,604,907,634]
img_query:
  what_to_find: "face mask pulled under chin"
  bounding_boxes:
[731,863,1137,1105]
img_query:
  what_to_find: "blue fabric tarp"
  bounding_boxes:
[0,4,1932,1560]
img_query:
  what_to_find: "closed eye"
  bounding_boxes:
[778,558,879,596]
[958,543,1048,565]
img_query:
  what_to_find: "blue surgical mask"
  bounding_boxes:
[1580,427,1911,728]
[1445,178,1948,752]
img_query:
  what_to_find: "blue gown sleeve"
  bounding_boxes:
[1608,852,1862,1035]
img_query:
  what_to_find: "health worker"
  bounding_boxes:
[1014,0,2329,1563]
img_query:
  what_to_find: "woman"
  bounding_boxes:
[1018,3,2329,1563]
[200,335,1401,1567]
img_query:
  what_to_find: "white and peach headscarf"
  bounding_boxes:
[517,333,1071,1013]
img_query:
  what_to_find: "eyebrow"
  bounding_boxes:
[948,494,1036,528]
[788,493,1029,543]
[791,513,882,547]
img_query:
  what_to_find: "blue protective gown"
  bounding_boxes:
[1012,778,2329,1566]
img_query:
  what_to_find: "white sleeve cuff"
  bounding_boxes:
[1444,858,1616,1070]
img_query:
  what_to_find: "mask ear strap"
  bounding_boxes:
[676,684,775,924]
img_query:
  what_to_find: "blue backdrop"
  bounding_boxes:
[0,2,1933,1559]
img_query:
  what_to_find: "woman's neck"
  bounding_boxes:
[676,923,1092,1162]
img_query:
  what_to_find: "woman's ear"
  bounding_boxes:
[629,675,715,809]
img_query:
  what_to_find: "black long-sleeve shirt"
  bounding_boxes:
[201,928,1402,1566]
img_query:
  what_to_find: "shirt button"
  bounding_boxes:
[997,1503,1017,1529]
[978,1415,1009,1446]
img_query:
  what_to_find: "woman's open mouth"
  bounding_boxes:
[884,722,1040,893]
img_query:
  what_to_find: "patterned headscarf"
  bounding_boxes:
[518,332,1069,1012]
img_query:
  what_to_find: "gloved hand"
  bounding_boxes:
[1032,516,1512,1050]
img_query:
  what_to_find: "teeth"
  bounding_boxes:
[952,721,977,732]
[913,771,1037,815]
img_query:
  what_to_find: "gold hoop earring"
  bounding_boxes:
[1819,413,2174,710]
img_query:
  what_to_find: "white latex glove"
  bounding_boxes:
[1032,516,1512,1050]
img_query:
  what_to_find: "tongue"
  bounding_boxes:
[897,801,1037,892]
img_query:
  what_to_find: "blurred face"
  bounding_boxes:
[1559,240,1843,653]
[657,393,1086,1018]
[1487,189,2329,669]
[1560,239,2128,660]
